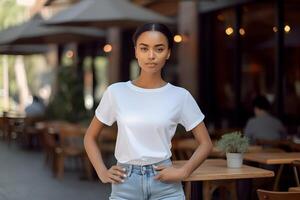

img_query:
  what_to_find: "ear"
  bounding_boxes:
[134,46,138,59]
[166,49,171,60]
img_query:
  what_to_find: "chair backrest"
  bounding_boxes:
[25,116,44,127]
[171,138,198,160]
[257,189,300,200]
[41,128,57,150]
[59,124,85,149]
[8,117,25,133]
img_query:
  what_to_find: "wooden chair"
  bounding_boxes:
[6,116,25,146]
[54,124,93,180]
[40,127,58,170]
[22,117,44,149]
[257,189,300,200]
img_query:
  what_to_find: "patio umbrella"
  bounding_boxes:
[0,14,105,45]
[0,44,50,55]
[44,0,174,28]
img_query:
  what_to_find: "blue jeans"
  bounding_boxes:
[109,159,185,200]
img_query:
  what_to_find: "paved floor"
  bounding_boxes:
[0,140,112,200]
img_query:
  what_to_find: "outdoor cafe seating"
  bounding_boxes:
[36,121,93,179]
[170,134,300,200]
[257,189,300,200]
[2,114,300,200]
[55,124,92,179]
[0,113,26,146]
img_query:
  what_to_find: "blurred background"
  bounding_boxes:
[0,0,299,200]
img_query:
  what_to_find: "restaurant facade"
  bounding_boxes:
[40,0,300,133]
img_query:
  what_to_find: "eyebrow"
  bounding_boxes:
[138,43,166,47]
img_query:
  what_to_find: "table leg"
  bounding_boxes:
[184,181,191,200]
[273,164,284,191]
[202,181,211,200]
[293,166,300,186]
[202,180,237,200]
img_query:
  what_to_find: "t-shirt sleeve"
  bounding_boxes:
[95,87,116,126]
[179,91,205,132]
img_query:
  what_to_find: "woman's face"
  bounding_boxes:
[135,31,170,74]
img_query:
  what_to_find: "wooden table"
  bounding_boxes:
[244,152,300,165]
[174,159,274,181]
[172,138,283,158]
[244,152,300,190]
[173,159,274,200]
[256,138,300,152]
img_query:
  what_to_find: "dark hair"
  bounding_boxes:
[132,23,173,49]
[253,95,271,111]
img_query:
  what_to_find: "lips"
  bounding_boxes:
[146,63,157,67]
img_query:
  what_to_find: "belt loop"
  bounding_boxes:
[141,165,145,175]
[127,165,132,177]
[152,164,158,175]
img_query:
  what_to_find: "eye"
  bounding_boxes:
[156,48,164,52]
[140,47,148,52]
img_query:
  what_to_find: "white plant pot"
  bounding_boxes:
[226,153,243,168]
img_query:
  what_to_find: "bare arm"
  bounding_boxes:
[84,116,126,184]
[155,122,213,181]
[180,122,213,176]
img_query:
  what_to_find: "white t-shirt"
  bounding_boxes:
[95,80,204,165]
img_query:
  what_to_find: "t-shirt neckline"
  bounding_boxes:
[126,80,170,92]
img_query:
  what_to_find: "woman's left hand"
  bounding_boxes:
[154,165,189,182]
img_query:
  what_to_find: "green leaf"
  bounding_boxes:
[216,132,249,153]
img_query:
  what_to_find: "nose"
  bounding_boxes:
[148,50,155,60]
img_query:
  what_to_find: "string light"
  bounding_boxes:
[103,44,112,53]
[239,28,245,36]
[173,35,183,43]
[284,25,291,33]
[225,27,234,35]
[273,25,291,33]
[66,50,74,58]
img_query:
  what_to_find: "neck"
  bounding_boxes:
[133,71,166,88]
[255,109,268,117]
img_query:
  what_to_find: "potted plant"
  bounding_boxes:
[216,132,249,168]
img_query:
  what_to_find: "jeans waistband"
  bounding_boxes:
[117,159,172,177]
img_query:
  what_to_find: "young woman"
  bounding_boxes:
[84,23,212,200]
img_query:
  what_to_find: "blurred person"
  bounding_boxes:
[244,95,286,144]
[25,95,45,117]
[84,23,212,200]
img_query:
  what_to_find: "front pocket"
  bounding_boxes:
[116,164,132,178]
[151,178,184,198]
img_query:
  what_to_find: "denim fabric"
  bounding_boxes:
[109,159,185,200]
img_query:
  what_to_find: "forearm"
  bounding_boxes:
[84,134,107,177]
[181,141,213,177]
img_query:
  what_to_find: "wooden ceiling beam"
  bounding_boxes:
[132,0,179,16]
